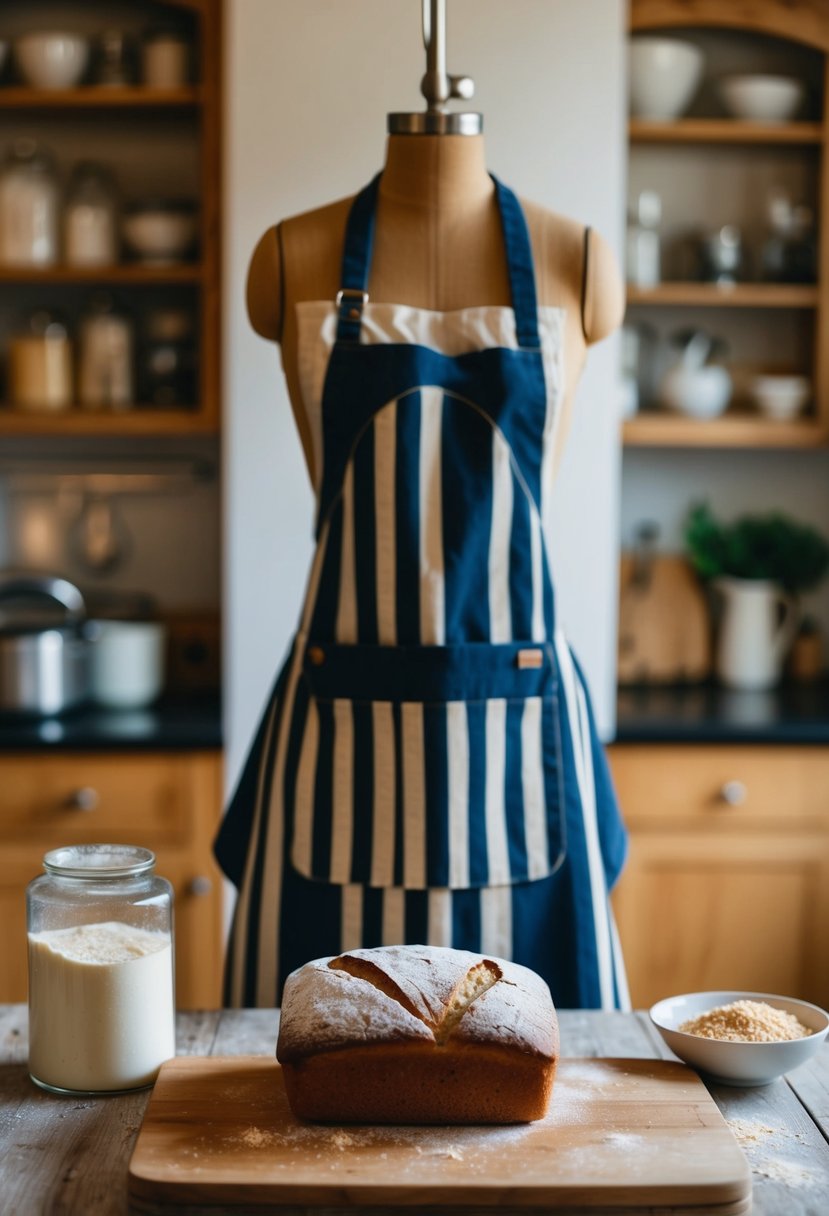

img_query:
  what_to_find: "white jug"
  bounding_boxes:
[715,577,799,690]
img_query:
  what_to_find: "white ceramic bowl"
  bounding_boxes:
[629,37,704,120]
[122,206,197,264]
[659,365,733,419]
[86,619,167,709]
[750,374,811,421]
[650,990,829,1086]
[719,74,804,122]
[15,32,89,90]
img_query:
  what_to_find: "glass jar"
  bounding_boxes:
[95,29,136,87]
[26,844,175,1095]
[0,140,59,266]
[78,293,135,410]
[64,162,118,267]
[139,307,196,406]
[142,28,190,88]
[9,308,73,412]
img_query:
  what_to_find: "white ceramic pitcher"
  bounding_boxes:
[715,576,799,690]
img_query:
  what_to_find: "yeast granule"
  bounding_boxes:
[679,999,813,1042]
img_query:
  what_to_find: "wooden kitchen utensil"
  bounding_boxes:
[128,1055,751,1214]
[618,551,711,683]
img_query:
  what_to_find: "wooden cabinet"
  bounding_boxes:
[610,744,829,1009]
[626,0,829,449]
[0,750,223,1009]
[0,0,221,437]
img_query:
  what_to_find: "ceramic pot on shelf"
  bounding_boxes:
[714,576,799,690]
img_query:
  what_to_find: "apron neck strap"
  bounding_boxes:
[335,171,542,350]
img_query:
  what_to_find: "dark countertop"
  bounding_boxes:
[615,680,829,745]
[0,694,222,752]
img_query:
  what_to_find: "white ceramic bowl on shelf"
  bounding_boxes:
[629,37,704,120]
[719,74,804,122]
[650,990,829,1086]
[15,32,89,90]
[750,374,811,421]
[122,203,197,264]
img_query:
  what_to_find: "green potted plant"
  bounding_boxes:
[684,504,829,689]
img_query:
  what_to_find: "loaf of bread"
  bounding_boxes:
[276,944,558,1124]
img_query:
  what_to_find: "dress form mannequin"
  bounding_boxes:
[246,133,624,486]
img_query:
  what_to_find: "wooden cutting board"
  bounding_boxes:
[128,1055,751,1214]
[617,553,711,684]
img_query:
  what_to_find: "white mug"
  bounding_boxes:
[87,620,167,709]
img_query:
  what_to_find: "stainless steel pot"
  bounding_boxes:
[0,573,88,716]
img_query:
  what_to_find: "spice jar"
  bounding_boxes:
[78,293,135,410]
[0,140,59,266]
[141,28,190,88]
[139,307,196,406]
[26,844,175,1095]
[9,308,73,412]
[64,162,118,267]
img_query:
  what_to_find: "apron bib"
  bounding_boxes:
[216,174,629,1009]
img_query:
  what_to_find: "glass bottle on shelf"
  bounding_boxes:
[142,28,191,88]
[139,307,196,407]
[0,140,59,267]
[78,293,135,412]
[95,30,137,87]
[626,190,661,288]
[8,308,73,413]
[64,162,119,267]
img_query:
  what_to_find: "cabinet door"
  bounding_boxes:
[0,752,224,1008]
[614,831,829,1009]
[159,856,225,1010]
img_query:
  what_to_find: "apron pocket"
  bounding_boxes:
[288,641,566,890]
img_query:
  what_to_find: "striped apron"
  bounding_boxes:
[215,174,630,1010]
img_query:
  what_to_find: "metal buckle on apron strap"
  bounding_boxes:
[336,288,369,323]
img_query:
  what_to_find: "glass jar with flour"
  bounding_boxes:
[26,844,175,1095]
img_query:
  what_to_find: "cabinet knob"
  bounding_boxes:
[718,780,747,807]
[188,875,213,898]
[64,787,99,812]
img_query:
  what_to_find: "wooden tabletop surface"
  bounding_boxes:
[1,1005,828,1215]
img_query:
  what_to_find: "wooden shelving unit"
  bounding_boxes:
[627,283,820,308]
[0,0,221,438]
[0,86,202,109]
[627,0,829,450]
[0,265,203,284]
[623,414,828,448]
[630,118,824,144]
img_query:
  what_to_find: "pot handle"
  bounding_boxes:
[0,571,86,623]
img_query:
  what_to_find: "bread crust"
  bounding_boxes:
[277,944,559,1124]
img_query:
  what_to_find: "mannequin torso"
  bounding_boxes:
[246,134,624,485]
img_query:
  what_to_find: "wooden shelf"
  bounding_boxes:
[627,282,820,308]
[0,264,202,285]
[629,118,825,144]
[0,86,202,109]
[623,414,828,448]
[0,409,217,437]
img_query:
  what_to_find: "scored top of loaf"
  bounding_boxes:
[276,944,558,1064]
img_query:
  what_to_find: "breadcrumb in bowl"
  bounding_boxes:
[649,990,829,1087]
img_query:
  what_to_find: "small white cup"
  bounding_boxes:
[87,620,167,709]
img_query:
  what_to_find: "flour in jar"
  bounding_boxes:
[28,920,175,1092]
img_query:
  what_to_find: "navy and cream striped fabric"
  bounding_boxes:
[215,174,629,1009]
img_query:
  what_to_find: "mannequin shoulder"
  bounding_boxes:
[520,199,625,345]
[246,195,354,342]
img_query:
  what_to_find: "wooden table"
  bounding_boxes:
[1,1005,828,1214]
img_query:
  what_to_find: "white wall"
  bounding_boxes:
[224,0,627,793]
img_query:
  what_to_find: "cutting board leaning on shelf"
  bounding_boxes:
[618,552,711,683]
